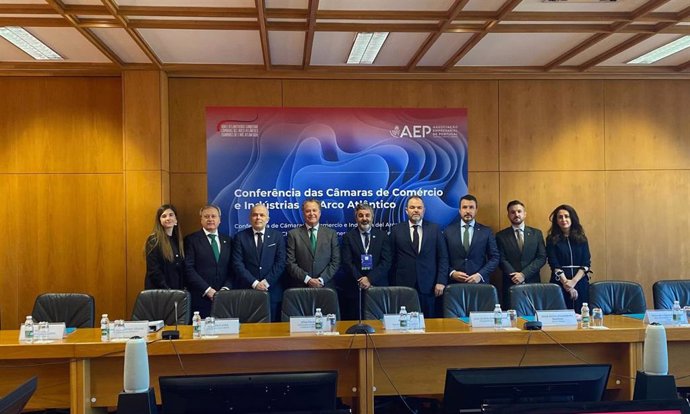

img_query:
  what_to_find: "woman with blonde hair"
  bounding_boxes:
[144,204,185,289]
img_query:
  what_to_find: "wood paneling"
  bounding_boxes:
[605,80,690,170]
[170,172,207,237]
[499,80,605,172]
[0,77,122,173]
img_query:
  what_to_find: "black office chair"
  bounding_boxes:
[653,280,690,309]
[442,284,499,318]
[589,281,647,315]
[131,289,191,325]
[211,290,271,323]
[0,376,37,414]
[32,293,95,328]
[364,286,421,320]
[510,284,566,317]
[281,288,340,322]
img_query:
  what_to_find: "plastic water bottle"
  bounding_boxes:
[24,316,34,343]
[399,306,409,331]
[100,314,110,342]
[314,308,324,334]
[192,311,202,339]
[493,304,503,330]
[672,300,682,326]
[581,302,591,329]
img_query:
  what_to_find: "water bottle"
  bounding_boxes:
[409,311,420,330]
[192,311,202,339]
[203,317,215,337]
[327,313,337,333]
[399,306,409,331]
[493,304,503,330]
[672,300,682,326]
[314,308,324,335]
[24,316,34,343]
[581,302,591,329]
[100,314,110,342]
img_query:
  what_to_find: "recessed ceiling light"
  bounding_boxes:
[627,36,690,64]
[0,26,63,60]
[347,32,388,65]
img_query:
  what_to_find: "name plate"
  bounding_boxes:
[202,318,239,335]
[290,316,321,333]
[110,321,150,340]
[19,322,66,342]
[382,313,425,331]
[643,310,689,326]
[469,312,510,328]
[535,310,578,327]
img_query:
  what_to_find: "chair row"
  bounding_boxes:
[25,279,690,327]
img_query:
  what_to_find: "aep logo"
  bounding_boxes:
[400,125,431,138]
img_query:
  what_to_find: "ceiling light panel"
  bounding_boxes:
[625,35,690,65]
[0,27,62,60]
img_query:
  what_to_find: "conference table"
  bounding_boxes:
[1,316,689,414]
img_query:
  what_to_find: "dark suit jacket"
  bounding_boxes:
[389,220,449,295]
[341,227,391,294]
[495,225,547,303]
[144,235,184,290]
[445,221,499,283]
[184,229,233,316]
[231,227,286,303]
[286,225,340,288]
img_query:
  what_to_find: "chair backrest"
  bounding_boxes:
[510,284,566,317]
[32,293,95,328]
[653,280,690,309]
[589,281,647,315]
[0,376,37,414]
[211,290,271,323]
[131,289,191,325]
[364,286,421,320]
[442,284,499,318]
[281,288,340,322]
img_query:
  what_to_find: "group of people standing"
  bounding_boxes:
[144,196,591,320]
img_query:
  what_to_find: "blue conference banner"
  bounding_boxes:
[206,107,468,236]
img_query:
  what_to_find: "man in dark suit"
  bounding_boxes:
[232,203,286,322]
[389,196,449,318]
[445,194,499,286]
[495,200,546,305]
[341,203,392,320]
[184,205,233,317]
[286,199,340,289]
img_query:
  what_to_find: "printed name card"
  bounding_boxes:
[290,316,320,333]
[19,322,66,342]
[469,312,510,328]
[117,321,151,339]
[205,318,239,335]
[643,310,689,326]
[535,310,578,327]
[382,313,425,331]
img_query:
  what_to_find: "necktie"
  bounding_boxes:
[208,234,220,262]
[462,224,470,251]
[256,232,263,256]
[309,227,317,253]
[516,229,524,252]
[364,232,370,251]
[412,225,420,254]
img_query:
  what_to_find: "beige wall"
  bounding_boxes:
[1,75,688,327]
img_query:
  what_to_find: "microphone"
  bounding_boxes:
[522,291,543,331]
[162,301,180,340]
[345,285,375,334]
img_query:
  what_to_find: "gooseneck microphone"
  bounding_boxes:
[346,286,375,334]
[522,291,543,331]
[162,301,180,340]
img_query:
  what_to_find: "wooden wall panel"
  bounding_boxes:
[0,175,19,328]
[605,80,690,170]
[0,77,122,173]
[499,80,605,172]
[124,71,166,171]
[283,80,499,172]
[170,173,207,238]
[606,171,690,301]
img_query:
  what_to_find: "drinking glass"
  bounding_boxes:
[592,308,604,327]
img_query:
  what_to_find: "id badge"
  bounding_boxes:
[361,254,373,271]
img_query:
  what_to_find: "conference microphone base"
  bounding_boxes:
[117,387,157,414]
[524,321,542,330]
[161,330,180,340]
[345,323,375,334]
[633,371,678,400]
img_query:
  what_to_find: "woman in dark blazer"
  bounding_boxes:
[546,204,592,310]
[144,204,185,290]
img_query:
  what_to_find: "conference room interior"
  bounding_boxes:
[2,0,690,413]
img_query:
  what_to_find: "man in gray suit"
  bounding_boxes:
[495,200,547,305]
[286,199,341,289]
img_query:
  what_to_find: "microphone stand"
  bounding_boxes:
[522,291,543,331]
[162,301,180,340]
[346,286,375,334]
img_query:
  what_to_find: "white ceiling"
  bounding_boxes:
[1,0,690,75]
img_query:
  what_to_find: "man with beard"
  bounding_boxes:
[445,194,499,285]
[495,200,546,305]
[341,203,392,320]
